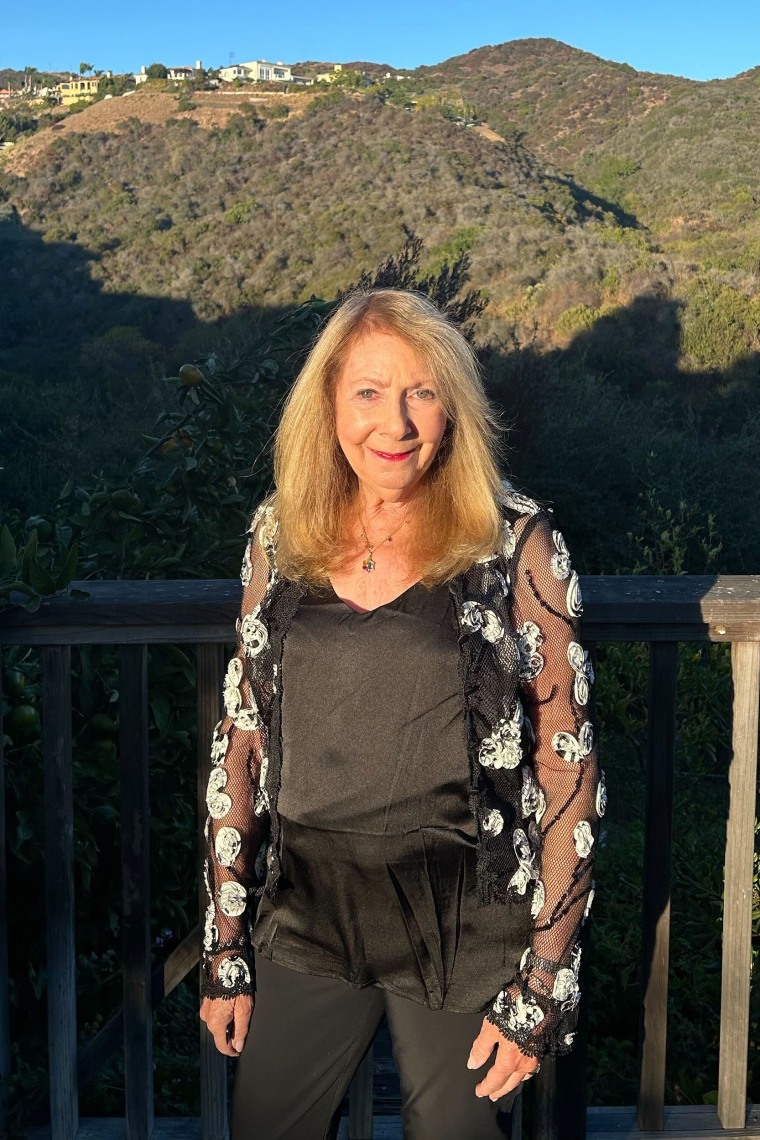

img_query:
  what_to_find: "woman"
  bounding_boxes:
[199,288,603,1140]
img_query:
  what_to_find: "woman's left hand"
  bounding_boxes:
[467,1016,541,1100]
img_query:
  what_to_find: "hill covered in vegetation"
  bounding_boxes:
[2,39,760,517]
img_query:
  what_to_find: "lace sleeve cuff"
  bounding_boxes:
[485,943,583,1058]
[200,946,256,1000]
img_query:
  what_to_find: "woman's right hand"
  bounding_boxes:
[199,994,254,1057]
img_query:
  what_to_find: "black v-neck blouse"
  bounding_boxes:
[251,579,532,1012]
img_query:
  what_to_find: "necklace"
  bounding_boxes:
[358,513,408,572]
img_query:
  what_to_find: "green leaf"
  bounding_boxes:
[28,556,56,595]
[55,542,79,590]
[69,588,90,600]
[0,525,17,573]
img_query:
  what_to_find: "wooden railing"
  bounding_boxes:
[0,573,758,1140]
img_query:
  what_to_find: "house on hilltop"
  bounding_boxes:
[56,75,109,105]
[316,63,343,83]
[134,61,203,84]
[218,59,313,85]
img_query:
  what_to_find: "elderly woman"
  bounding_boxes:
[199,288,603,1140]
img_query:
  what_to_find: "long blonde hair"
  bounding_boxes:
[262,288,508,585]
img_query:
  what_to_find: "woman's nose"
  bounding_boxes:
[379,395,413,439]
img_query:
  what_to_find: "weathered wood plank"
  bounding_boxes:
[41,646,78,1140]
[196,643,228,1140]
[119,644,154,1140]
[0,658,10,1133]
[19,1105,760,1140]
[2,575,760,645]
[348,1042,374,1139]
[79,926,202,1090]
[637,641,678,1131]
[718,639,760,1129]
[588,1100,760,1134]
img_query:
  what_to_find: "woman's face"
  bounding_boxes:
[333,328,449,503]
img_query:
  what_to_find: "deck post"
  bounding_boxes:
[197,643,229,1140]
[717,639,760,1129]
[41,645,78,1140]
[637,640,677,1132]
[120,643,154,1140]
[0,658,10,1132]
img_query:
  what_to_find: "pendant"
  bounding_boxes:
[362,557,376,572]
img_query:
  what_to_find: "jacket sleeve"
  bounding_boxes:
[485,507,605,1057]
[200,516,273,1000]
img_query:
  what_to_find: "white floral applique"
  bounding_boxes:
[217,955,251,989]
[257,504,279,557]
[501,516,517,560]
[596,771,607,817]
[482,808,504,835]
[520,765,546,824]
[566,571,583,617]
[215,826,242,867]
[551,530,572,580]
[530,879,545,919]
[218,880,247,916]
[516,619,545,681]
[573,820,594,858]
[203,901,218,952]
[496,990,545,1032]
[223,657,244,718]
[237,609,268,658]
[461,601,505,643]
[206,767,232,819]
[552,941,582,1011]
[240,539,253,587]
[500,478,542,517]
[567,641,594,705]
[508,827,539,895]
[479,697,524,770]
[210,720,229,765]
[552,720,594,764]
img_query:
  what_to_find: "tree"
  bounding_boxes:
[79,62,94,76]
[146,63,168,80]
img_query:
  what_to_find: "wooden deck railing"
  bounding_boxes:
[0,573,758,1140]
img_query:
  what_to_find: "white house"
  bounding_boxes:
[134,61,202,84]
[219,59,313,84]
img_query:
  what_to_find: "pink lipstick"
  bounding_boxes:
[369,447,416,462]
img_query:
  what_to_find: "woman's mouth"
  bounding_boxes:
[368,447,417,462]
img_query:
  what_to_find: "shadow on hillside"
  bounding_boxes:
[0,212,296,511]
[547,171,641,229]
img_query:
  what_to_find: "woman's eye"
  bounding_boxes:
[413,388,436,400]
[356,388,376,399]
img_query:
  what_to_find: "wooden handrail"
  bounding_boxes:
[1,574,758,1140]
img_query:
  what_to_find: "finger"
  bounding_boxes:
[202,1006,239,1057]
[232,999,254,1053]
[476,1066,523,1100]
[466,1024,497,1069]
[487,1072,526,1102]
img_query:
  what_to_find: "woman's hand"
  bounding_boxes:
[199,994,254,1057]
[467,1016,541,1100]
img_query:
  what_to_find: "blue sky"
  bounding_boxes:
[5,0,760,81]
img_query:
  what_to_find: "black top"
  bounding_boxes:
[252,579,532,1012]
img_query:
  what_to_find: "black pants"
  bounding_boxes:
[230,950,518,1140]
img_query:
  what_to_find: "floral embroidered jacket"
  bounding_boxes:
[200,479,605,1060]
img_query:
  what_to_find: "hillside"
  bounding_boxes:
[3,40,760,515]
[412,39,692,163]
[2,89,652,343]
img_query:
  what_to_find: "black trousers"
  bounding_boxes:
[230,950,518,1140]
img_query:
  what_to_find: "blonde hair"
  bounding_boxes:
[261,287,508,586]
